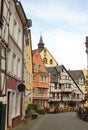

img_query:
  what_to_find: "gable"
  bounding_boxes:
[33,50,47,73]
[69,70,85,85]
[39,47,58,67]
[47,67,58,83]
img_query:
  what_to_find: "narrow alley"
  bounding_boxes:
[12,112,88,130]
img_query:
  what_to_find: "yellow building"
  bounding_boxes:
[83,69,88,94]
[37,35,58,67]
[24,28,33,109]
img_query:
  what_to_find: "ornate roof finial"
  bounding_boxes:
[38,35,44,49]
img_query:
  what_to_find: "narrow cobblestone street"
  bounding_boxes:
[12,112,88,130]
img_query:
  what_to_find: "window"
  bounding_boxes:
[12,54,17,76]
[33,75,37,81]
[13,20,17,41]
[55,83,57,89]
[9,11,13,35]
[18,28,22,49]
[66,84,71,88]
[12,91,21,117]
[7,49,12,73]
[79,76,84,84]
[41,76,47,82]
[33,64,35,70]
[17,58,21,78]
[0,0,3,27]
[52,93,55,99]
[36,101,45,107]
[59,84,61,89]
[1,47,5,71]
[16,92,21,115]
[43,58,47,64]
[38,65,41,70]
[1,73,6,95]
[50,59,53,64]
[62,68,64,72]
[52,74,56,81]
[25,36,29,45]
[0,0,1,15]
[17,28,21,44]
[33,64,41,70]
[12,92,16,117]
[44,49,46,53]
[57,94,59,99]
[38,88,44,95]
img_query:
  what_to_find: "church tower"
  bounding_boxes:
[38,35,44,49]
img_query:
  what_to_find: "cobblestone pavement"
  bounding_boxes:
[12,112,88,130]
[12,114,48,130]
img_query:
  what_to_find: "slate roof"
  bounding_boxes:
[46,65,66,74]
[56,65,63,73]
[68,70,83,80]
[46,66,56,72]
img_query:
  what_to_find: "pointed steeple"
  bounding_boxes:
[38,35,45,49]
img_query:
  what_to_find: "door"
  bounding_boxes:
[0,102,2,130]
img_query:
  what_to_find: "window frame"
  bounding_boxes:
[0,0,4,27]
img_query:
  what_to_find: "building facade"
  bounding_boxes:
[0,0,9,130]
[32,50,49,108]
[47,65,83,108]
[24,26,33,110]
[69,70,85,94]
[83,69,88,95]
[6,0,27,128]
[37,35,58,67]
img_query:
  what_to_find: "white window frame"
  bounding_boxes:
[7,49,12,74]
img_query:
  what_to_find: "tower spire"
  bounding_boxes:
[38,35,44,49]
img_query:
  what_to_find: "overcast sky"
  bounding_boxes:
[20,0,88,70]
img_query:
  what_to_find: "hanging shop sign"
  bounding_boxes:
[17,84,25,92]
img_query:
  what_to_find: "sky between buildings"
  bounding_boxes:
[20,0,88,70]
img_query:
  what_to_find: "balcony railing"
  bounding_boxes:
[33,94,49,99]
[62,97,71,101]
[61,88,72,92]
[59,79,71,84]
[50,89,61,93]
[49,96,82,102]
[71,98,81,101]
[48,98,61,102]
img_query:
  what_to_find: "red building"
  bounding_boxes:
[32,50,49,108]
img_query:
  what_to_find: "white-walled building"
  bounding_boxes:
[6,0,27,128]
[47,65,83,108]
[0,0,9,130]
